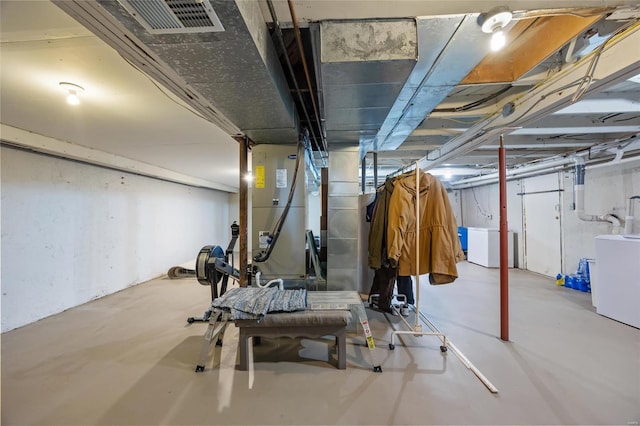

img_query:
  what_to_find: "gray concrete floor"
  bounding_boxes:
[2,261,639,425]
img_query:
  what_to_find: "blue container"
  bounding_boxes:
[564,275,575,289]
[577,258,591,285]
[458,227,468,252]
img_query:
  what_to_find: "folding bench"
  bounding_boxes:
[235,309,352,370]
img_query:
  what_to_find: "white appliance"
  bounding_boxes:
[594,235,640,328]
[467,228,514,268]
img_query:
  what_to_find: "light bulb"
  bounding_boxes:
[490,30,506,51]
[67,91,80,105]
[59,82,84,105]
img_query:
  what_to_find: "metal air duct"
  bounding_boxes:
[366,15,489,155]
[55,0,299,143]
[313,19,418,147]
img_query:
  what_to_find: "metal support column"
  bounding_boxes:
[239,135,250,287]
[373,152,378,188]
[361,155,366,193]
[499,134,509,341]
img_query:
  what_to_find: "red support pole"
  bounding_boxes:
[499,134,509,341]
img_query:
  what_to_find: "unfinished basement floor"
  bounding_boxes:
[2,261,639,425]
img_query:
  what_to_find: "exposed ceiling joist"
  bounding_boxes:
[419,22,640,170]
[3,0,639,190]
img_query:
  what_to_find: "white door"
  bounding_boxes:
[522,173,562,277]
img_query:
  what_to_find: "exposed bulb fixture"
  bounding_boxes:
[59,82,84,105]
[490,30,507,51]
[478,6,513,51]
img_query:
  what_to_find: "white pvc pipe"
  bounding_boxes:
[417,310,499,393]
[573,156,622,231]
[449,135,639,190]
[451,153,640,190]
[450,157,574,188]
[586,155,640,170]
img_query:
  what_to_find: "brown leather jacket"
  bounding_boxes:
[386,171,464,283]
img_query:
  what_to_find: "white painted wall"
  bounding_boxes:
[447,189,462,225]
[456,159,640,275]
[1,147,233,332]
[307,191,321,238]
[456,180,524,268]
[560,158,640,275]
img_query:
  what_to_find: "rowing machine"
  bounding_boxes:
[186,222,241,323]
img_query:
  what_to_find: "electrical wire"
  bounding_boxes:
[120,54,212,122]
[471,187,493,219]
[479,20,640,136]
[437,116,491,125]
[513,8,614,20]
[613,114,640,123]
[571,19,638,103]
[433,86,513,113]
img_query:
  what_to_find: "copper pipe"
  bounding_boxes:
[286,0,327,153]
[265,0,322,155]
[499,134,509,341]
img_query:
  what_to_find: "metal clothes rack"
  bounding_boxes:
[388,165,499,394]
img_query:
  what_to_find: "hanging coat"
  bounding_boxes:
[367,171,414,269]
[386,171,464,283]
[367,172,415,310]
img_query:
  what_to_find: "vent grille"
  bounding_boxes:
[119,0,224,34]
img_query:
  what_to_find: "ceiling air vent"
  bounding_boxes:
[118,0,224,34]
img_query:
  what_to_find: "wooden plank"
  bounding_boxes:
[461,14,604,84]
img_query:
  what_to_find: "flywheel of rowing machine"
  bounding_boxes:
[195,245,224,286]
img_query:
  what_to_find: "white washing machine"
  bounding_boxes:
[594,234,640,328]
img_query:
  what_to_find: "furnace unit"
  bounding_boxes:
[251,144,307,286]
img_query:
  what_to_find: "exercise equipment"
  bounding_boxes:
[186,222,241,323]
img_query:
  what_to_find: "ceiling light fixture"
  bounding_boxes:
[59,82,84,105]
[478,6,513,52]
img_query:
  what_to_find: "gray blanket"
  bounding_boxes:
[211,287,307,320]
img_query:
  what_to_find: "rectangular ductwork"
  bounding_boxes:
[58,0,299,143]
[118,0,224,34]
[315,19,418,147]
